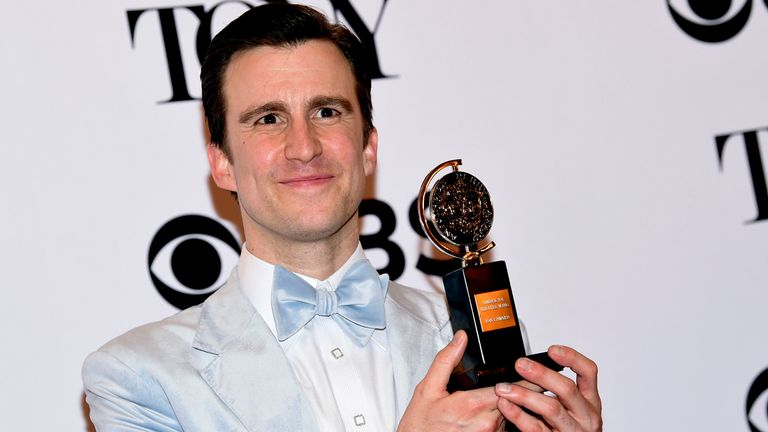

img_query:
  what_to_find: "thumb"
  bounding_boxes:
[419,330,468,394]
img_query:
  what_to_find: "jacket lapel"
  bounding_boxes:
[191,272,317,432]
[385,281,452,419]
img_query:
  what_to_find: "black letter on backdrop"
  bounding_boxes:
[195,1,279,63]
[328,0,393,79]
[126,1,273,103]
[127,6,208,103]
[716,128,768,223]
[360,199,405,279]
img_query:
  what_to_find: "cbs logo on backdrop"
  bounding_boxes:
[668,0,768,42]
[147,215,240,309]
[747,367,768,432]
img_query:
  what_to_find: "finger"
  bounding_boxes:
[548,345,601,409]
[507,380,545,393]
[497,385,579,432]
[418,330,468,394]
[497,396,550,432]
[513,355,593,418]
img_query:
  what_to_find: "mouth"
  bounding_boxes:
[279,174,335,187]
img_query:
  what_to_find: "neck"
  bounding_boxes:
[244,218,361,280]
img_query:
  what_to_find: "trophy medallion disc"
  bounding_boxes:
[429,171,494,246]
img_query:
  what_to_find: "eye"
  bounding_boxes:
[316,107,340,119]
[148,215,241,309]
[257,113,279,125]
[667,0,751,43]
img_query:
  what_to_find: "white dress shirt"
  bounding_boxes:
[238,244,397,431]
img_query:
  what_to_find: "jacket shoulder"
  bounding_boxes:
[96,305,202,364]
[386,280,450,331]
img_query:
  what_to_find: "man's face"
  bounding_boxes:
[208,40,377,248]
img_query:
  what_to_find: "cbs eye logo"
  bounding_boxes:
[148,215,240,309]
[667,0,767,42]
[748,367,768,432]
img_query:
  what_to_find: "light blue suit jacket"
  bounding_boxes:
[83,271,452,431]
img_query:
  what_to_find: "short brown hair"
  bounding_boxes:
[200,3,373,155]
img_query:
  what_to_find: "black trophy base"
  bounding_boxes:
[443,261,527,391]
[448,351,564,392]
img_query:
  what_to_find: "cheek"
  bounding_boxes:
[232,140,278,174]
[333,131,367,162]
[228,159,260,192]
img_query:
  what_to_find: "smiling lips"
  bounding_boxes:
[279,173,335,187]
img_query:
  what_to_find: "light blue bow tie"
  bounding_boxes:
[272,259,388,347]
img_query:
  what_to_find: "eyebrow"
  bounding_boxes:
[307,95,354,113]
[238,101,288,125]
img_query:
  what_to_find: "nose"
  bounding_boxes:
[284,118,322,162]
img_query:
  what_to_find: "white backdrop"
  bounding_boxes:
[2,1,768,430]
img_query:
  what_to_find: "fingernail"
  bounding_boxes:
[517,357,532,372]
[451,331,466,346]
[551,345,565,356]
[496,382,512,394]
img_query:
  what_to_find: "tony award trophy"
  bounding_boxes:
[418,159,560,391]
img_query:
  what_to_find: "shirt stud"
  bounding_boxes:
[331,347,344,359]
[353,414,366,426]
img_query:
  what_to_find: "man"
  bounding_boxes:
[83,4,602,431]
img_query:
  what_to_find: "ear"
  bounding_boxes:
[363,127,378,177]
[207,144,237,192]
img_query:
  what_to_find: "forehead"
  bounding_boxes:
[222,40,358,111]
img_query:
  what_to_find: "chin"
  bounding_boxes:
[287,215,356,242]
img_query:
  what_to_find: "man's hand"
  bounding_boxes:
[494,345,602,432]
[397,330,505,432]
